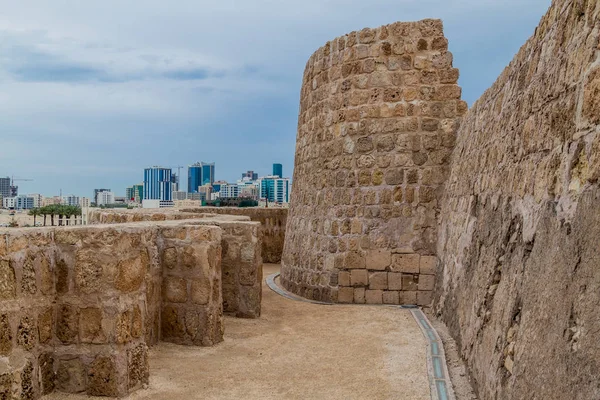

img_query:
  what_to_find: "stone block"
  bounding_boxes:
[0,260,16,300]
[402,274,418,291]
[350,270,368,286]
[161,305,185,339]
[21,256,37,295]
[400,291,417,305]
[383,291,400,305]
[345,252,366,269]
[38,307,53,344]
[354,288,366,304]
[39,353,55,395]
[338,287,354,303]
[417,291,433,306]
[365,289,383,304]
[80,308,105,344]
[56,258,70,295]
[162,247,178,269]
[88,356,119,397]
[240,262,258,286]
[388,272,403,290]
[128,344,149,390]
[0,314,12,356]
[116,310,132,344]
[115,253,146,293]
[338,271,351,287]
[190,279,210,305]
[132,306,143,339]
[418,274,435,291]
[57,305,79,344]
[17,315,36,351]
[369,272,388,289]
[391,254,420,273]
[366,249,391,270]
[163,276,187,303]
[420,255,437,274]
[56,358,87,393]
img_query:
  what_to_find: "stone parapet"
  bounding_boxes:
[0,219,246,398]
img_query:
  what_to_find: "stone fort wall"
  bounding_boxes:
[281,19,466,304]
[433,0,600,399]
[0,217,261,399]
[90,207,286,264]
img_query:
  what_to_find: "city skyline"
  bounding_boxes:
[0,1,551,198]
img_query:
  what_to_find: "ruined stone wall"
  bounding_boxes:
[281,19,465,304]
[0,222,224,398]
[434,1,600,399]
[90,207,287,263]
[88,210,264,319]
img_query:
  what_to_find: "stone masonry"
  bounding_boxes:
[88,210,264,318]
[281,19,466,305]
[433,0,600,399]
[0,216,261,399]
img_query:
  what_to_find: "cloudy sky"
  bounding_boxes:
[1,0,551,198]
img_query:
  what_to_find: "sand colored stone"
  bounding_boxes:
[44,264,431,400]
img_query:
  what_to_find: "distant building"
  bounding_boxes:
[42,196,62,206]
[212,180,227,194]
[126,187,134,202]
[14,195,35,210]
[2,197,15,209]
[242,170,258,180]
[93,188,111,204]
[144,166,172,201]
[9,186,18,197]
[96,191,115,206]
[188,163,203,193]
[174,199,202,208]
[171,173,179,192]
[219,183,240,198]
[198,184,213,200]
[133,184,143,203]
[0,177,10,199]
[29,194,43,208]
[258,176,290,203]
[79,197,91,208]
[272,163,283,178]
[63,195,80,206]
[142,199,174,209]
[172,191,187,201]
[202,162,215,186]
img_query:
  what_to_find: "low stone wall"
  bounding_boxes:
[434,1,600,399]
[181,208,287,264]
[89,207,287,264]
[88,210,264,319]
[0,217,261,399]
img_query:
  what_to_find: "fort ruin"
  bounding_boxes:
[1,0,599,398]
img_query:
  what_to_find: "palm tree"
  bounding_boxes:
[39,206,48,226]
[48,204,57,226]
[28,208,40,226]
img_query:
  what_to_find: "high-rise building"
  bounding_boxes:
[172,191,187,201]
[258,176,290,203]
[0,177,10,199]
[63,195,80,206]
[242,170,258,181]
[133,184,143,203]
[144,167,172,201]
[188,163,203,193]
[79,197,91,208]
[220,183,240,198]
[9,185,18,197]
[126,187,134,201]
[272,163,283,178]
[96,191,115,206]
[202,162,215,186]
[14,195,36,210]
[171,173,179,192]
[212,180,227,194]
[93,188,111,204]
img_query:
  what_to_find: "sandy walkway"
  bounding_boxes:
[45,264,430,400]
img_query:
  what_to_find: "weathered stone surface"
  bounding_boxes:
[128,344,149,390]
[0,314,12,356]
[434,1,600,399]
[114,252,146,293]
[80,308,105,344]
[163,277,187,303]
[0,260,16,300]
[17,315,36,351]
[38,307,53,344]
[57,305,79,344]
[87,356,118,397]
[56,358,87,393]
[39,353,55,395]
[281,18,460,303]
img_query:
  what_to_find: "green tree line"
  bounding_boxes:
[27,205,83,226]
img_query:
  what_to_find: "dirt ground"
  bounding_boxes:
[45,264,432,400]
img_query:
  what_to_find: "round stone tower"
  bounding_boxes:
[281,19,466,305]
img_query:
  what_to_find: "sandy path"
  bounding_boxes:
[45,264,430,400]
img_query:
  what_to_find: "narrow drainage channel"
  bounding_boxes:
[266,273,455,400]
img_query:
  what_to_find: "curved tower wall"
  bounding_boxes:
[282,19,465,304]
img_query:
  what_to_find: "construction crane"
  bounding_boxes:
[11,176,33,186]
[10,176,33,196]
